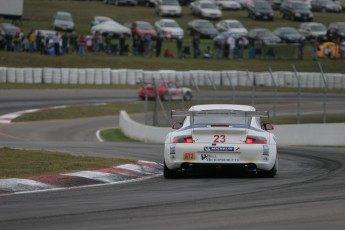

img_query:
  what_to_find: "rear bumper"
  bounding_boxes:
[164,143,277,171]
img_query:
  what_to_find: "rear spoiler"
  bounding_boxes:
[171,110,269,122]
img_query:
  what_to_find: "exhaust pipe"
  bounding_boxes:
[246,163,257,172]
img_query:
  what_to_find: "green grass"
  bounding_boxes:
[0,147,134,178]
[0,0,345,72]
[101,128,140,142]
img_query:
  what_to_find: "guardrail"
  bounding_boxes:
[119,110,345,146]
[1,67,344,89]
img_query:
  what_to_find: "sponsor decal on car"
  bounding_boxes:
[170,145,176,154]
[204,146,234,152]
[263,145,269,155]
[201,154,239,162]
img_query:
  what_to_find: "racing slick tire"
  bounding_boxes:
[258,158,278,178]
[164,161,181,178]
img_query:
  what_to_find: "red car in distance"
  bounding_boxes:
[138,80,193,101]
[128,21,157,39]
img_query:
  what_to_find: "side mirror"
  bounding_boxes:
[263,122,274,131]
[172,122,183,129]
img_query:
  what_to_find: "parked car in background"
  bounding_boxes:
[215,19,248,35]
[246,28,282,45]
[154,19,184,38]
[310,0,342,12]
[104,0,138,6]
[127,21,157,39]
[187,19,218,38]
[137,0,156,6]
[273,27,305,43]
[190,0,223,20]
[213,0,242,10]
[298,22,327,39]
[268,0,283,9]
[155,0,182,17]
[52,11,74,32]
[246,0,274,20]
[0,22,20,36]
[138,80,193,101]
[328,22,345,40]
[91,16,113,27]
[280,0,313,21]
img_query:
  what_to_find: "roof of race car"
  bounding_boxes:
[188,104,255,112]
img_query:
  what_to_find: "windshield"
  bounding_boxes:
[162,0,180,5]
[201,3,218,9]
[138,23,154,30]
[292,2,309,9]
[257,30,273,36]
[56,13,73,21]
[191,111,252,126]
[228,22,243,28]
[255,1,271,9]
[281,28,299,34]
[164,21,179,28]
[311,25,326,31]
[198,21,214,28]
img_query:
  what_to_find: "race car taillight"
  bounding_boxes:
[173,136,193,143]
[245,136,267,144]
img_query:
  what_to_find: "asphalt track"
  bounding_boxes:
[0,90,345,230]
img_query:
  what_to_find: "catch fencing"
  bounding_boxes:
[0,66,344,89]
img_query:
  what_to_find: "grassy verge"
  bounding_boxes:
[0,147,134,179]
[101,128,140,142]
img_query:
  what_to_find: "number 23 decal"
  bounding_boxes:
[214,135,226,143]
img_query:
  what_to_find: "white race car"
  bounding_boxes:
[164,104,278,178]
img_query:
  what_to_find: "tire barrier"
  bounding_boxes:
[0,67,344,89]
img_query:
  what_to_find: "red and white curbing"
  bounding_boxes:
[0,160,163,195]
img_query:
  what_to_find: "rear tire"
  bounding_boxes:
[183,92,192,101]
[259,158,278,178]
[164,161,181,178]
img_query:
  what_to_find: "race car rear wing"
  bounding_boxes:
[172,110,269,118]
[171,110,270,124]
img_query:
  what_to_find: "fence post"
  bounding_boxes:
[292,64,301,124]
[225,72,236,104]
[246,70,255,106]
[268,67,277,124]
[206,72,217,102]
[317,62,328,123]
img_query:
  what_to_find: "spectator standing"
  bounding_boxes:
[69,31,79,53]
[192,34,200,58]
[132,34,140,56]
[340,38,345,59]
[155,33,164,57]
[28,30,36,52]
[310,36,319,61]
[13,31,20,52]
[297,37,305,60]
[53,32,62,56]
[5,31,13,51]
[213,35,223,59]
[86,33,93,52]
[254,37,263,58]
[143,33,152,56]
[62,32,69,54]
[237,36,248,60]
[119,34,127,55]
[35,31,43,53]
[176,36,183,59]
[78,35,87,57]
[227,35,236,59]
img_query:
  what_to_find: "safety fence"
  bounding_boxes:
[0,66,344,89]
